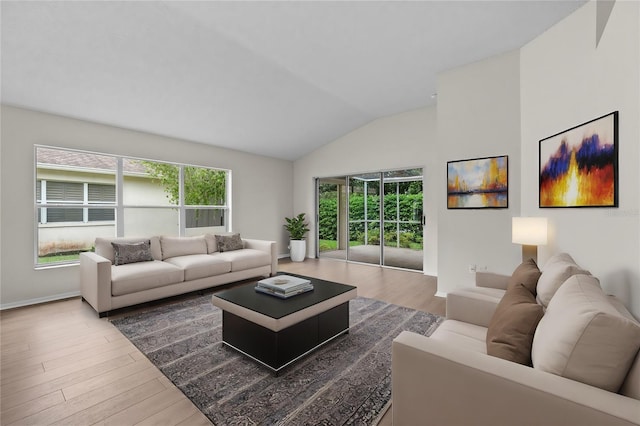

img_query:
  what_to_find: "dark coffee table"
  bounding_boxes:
[212,274,357,373]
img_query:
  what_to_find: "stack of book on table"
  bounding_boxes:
[255,275,314,299]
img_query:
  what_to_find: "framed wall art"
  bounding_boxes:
[447,155,508,209]
[539,111,618,208]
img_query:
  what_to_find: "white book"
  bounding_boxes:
[257,275,311,292]
[257,282,313,294]
[255,284,313,298]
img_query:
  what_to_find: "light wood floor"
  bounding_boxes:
[0,258,444,425]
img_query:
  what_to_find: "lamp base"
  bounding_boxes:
[521,245,538,265]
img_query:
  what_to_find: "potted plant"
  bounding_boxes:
[284,213,310,262]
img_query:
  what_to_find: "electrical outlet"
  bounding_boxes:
[468,264,477,273]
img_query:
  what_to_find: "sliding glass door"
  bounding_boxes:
[317,177,347,260]
[348,173,381,266]
[382,169,423,270]
[316,168,423,271]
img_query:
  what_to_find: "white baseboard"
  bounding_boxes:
[277,253,318,260]
[0,291,81,311]
[435,291,447,298]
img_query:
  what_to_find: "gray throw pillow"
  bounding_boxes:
[215,233,243,252]
[111,240,154,266]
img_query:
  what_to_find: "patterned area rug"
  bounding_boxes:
[111,293,443,426]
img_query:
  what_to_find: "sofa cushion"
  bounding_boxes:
[215,233,244,252]
[430,320,488,354]
[486,283,544,365]
[607,295,640,399]
[111,240,153,266]
[621,353,640,400]
[214,248,271,272]
[204,234,218,253]
[507,258,541,295]
[160,236,207,260]
[531,274,640,392]
[536,253,589,307]
[111,260,184,296]
[96,236,161,263]
[164,254,231,281]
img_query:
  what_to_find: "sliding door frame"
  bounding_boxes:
[315,167,424,272]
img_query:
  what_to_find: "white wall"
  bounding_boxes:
[520,1,640,317]
[293,107,439,275]
[436,49,523,295]
[0,106,293,308]
[433,1,640,318]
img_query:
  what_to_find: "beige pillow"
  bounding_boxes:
[531,274,640,392]
[507,258,541,296]
[160,236,207,260]
[620,354,640,400]
[536,253,589,307]
[486,283,544,365]
[204,234,218,253]
[607,296,640,399]
[540,252,576,272]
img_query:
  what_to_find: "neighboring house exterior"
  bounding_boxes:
[36,147,164,257]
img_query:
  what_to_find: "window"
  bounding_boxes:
[184,165,227,234]
[35,146,231,266]
[37,181,115,223]
[88,184,116,221]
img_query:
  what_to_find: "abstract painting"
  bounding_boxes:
[539,112,618,208]
[447,155,508,209]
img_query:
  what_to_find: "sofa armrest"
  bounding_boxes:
[445,271,509,326]
[475,271,510,290]
[243,239,277,276]
[392,331,640,426]
[80,252,112,315]
[446,288,503,327]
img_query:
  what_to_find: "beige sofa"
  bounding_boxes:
[80,234,277,317]
[392,253,640,426]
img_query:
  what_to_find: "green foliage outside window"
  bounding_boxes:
[318,192,423,249]
[139,162,226,205]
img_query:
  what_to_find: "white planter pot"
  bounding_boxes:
[289,239,306,262]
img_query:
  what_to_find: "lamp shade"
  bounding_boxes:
[512,217,548,246]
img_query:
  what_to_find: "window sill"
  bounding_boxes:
[34,262,79,271]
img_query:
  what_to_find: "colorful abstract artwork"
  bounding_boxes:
[539,112,618,208]
[447,156,508,209]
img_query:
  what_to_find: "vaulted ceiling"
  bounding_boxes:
[1,1,585,160]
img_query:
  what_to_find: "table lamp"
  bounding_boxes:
[512,217,548,264]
